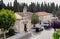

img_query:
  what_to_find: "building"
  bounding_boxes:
[14,13,22,33]
[35,12,54,25]
[14,7,58,32]
[15,6,33,33]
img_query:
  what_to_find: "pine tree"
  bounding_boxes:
[47,3,50,12]
[20,3,28,12]
[36,2,40,12]
[44,3,48,12]
[13,0,19,12]
[59,6,60,11]
[40,2,44,11]
[0,0,6,10]
[6,3,10,10]
[50,2,55,13]
[10,2,13,10]
[28,2,36,13]
[55,4,58,11]
[52,9,56,17]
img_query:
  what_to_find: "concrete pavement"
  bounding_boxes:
[7,29,54,39]
[30,29,54,39]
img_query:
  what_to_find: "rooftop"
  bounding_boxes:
[35,12,52,16]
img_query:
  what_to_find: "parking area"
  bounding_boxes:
[30,29,54,39]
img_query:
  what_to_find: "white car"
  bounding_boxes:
[43,21,50,29]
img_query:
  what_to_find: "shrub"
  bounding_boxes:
[8,29,15,36]
[53,30,60,39]
[0,34,3,39]
[53,33,59,39]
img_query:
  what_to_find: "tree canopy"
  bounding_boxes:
[0,0,60,14]
[56,11,60,19]
[28,2,37,13]
[31,14,39,27]
[0,9,16,30]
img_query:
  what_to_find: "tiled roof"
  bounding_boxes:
[35,12,52,16]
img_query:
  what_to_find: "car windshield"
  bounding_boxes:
[43,22,50,26]
[44,23,49,24]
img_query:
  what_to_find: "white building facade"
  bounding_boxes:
[14,6,33,33]
[35,12,55,25]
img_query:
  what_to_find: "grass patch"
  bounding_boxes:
[53,33,59,39]
[53,30,60,39]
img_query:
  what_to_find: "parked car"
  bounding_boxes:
[32,27,43,32]
[43,21,50,29]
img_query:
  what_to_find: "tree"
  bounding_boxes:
[55,4,58,11]
[59,6,60,11]
[36,2,40,12]
[20,3,28,12]
[31,14,39,27]
[6,3,10,10]
[47,3,50,12]
[0,0,6,10]
[6,2,13,11]
[44,3,48,12]
[50,2,55,13]
[9,2,14,11]
[0,9,16,39]
[13,0,19,12]
[28,2,36,13]
[40,2,44,11]
[51,20,60,33]
[56,11,60,19]
[52,9,56,17]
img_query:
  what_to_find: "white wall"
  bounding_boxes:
[14,20,21,33]
[14,19,32,33]
[39,14,53,25]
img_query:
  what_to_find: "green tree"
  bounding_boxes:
[28,2,36,13]
[6,2,14,11]
[44,3,48,12]
[9,2,14,11]
[50,2,55,13]
[20,3,28,12]
[40,2,44,11]
[31,14,39,27]
[55,4,58,11]
[0,0,6,10]
[52,9,56,17]
[56,11,60,19]
[0,9,16,39]
[6,3,10,10]
[36,2,40,12]
[58,6,60,11]
[47,3,51,13]
[13,0,19,12]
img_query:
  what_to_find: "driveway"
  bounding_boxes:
[30,29,54,39]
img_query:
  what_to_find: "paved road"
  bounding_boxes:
[30,29,54,39]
